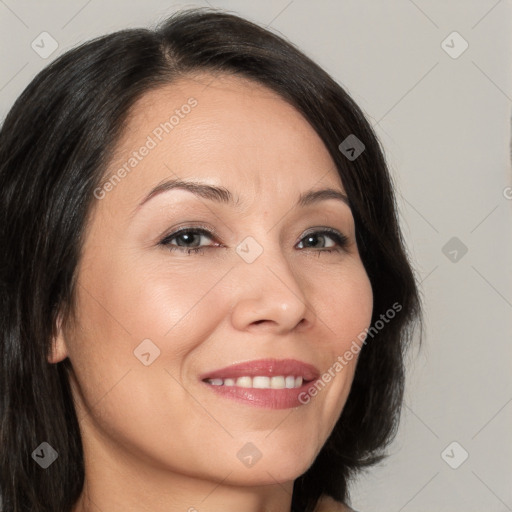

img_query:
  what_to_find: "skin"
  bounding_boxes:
[49,73,373,512]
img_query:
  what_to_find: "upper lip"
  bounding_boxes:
[199,358,320,382]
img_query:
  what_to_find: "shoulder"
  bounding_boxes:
[314,494,359,512]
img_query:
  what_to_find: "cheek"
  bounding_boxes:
[316,257,373,350]
[332,262,373,368]
[65,252,235,432]
[304,259,373,421]
[74,246,224,345]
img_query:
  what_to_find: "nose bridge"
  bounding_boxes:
[229,229,312,332]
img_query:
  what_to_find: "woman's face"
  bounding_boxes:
[51,74,373,490]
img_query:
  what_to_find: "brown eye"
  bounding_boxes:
[160,227,217,255]
[159,226,349,256]
[297,229,349,253]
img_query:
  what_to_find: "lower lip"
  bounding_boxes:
[201,379,317,409]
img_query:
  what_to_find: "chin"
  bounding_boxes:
[227,449,318,486]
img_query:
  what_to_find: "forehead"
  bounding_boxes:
[101,73,344,210]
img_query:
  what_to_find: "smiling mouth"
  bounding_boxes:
[198,357,320,409]
[202,375,314,389]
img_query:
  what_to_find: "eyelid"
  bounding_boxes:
[159,224,350,253]
[301,226,343,238]
[297,227,349,249]
[159,223,221,245]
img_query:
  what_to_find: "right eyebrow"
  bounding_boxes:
[132,178,351,216]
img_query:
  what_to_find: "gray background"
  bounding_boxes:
[1,1,511,511]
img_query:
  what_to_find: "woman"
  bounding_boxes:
[0,8,422,512]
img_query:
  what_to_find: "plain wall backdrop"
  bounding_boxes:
[1,1,511,511]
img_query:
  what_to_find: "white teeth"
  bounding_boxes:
[253,376,270,388]
[236,376,252,388]
[205,375,305,389]
[285,376,296,388]
[270,376,286,389]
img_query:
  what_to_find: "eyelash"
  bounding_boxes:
[159,225,349,256]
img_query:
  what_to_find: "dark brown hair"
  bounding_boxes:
[0,7,422,512]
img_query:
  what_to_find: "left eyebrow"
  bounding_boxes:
[132,178,351,214]
[297,187,351,210]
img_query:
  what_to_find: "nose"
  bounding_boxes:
[229,241,314,334]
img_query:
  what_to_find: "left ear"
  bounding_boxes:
[47,311,70,364]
